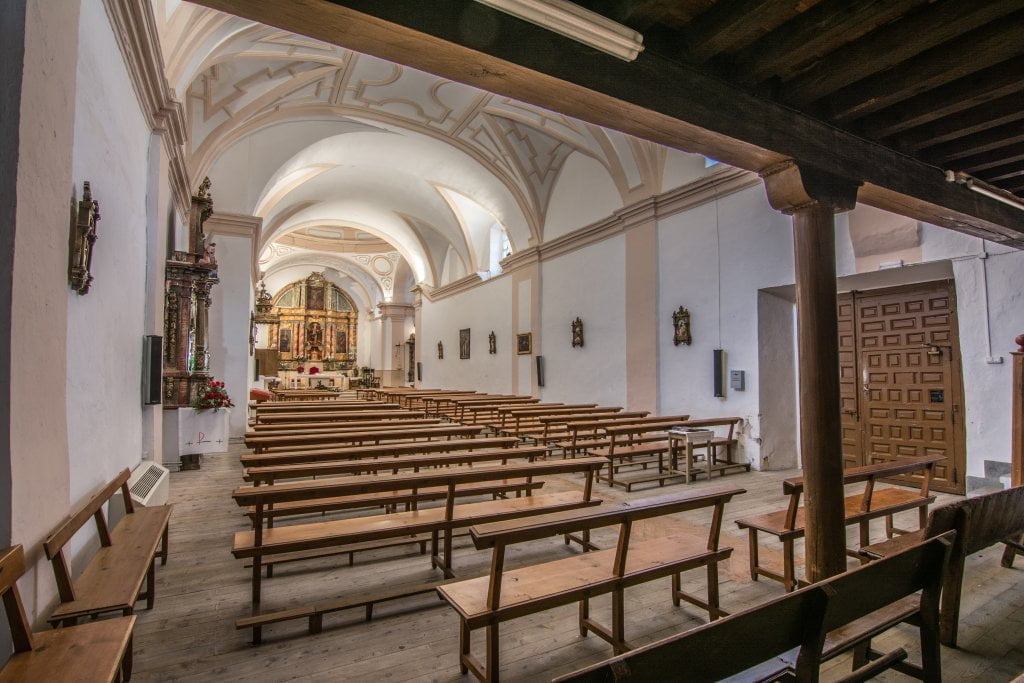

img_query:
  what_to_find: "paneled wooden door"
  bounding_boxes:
[837,281,966,494]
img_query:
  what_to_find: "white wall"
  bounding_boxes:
[539,237,626,406]
[208,233,253,437]
[65,1,152,498]
[657,184,795,467]
[544,153,622,241]
[419,275,514,392]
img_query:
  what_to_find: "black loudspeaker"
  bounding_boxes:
[713,348,724,398]
[142,335,163,405]
[417,362,423,381]
[536,355,545,388]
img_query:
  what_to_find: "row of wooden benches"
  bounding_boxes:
[1,468,171,681]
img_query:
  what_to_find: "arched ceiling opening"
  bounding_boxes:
[155,1,693,296]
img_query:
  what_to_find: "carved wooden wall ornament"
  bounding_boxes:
[438,341,444,359]
[488,331,497,354]
[571,317,584,348]
[672,306,692,346]
[68,181,100,295]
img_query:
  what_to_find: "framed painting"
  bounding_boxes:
[516,332,532,355]
[459,328,471,359]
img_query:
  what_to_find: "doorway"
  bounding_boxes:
[838,280,966,494]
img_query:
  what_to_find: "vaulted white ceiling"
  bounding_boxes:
[153,0,693,304]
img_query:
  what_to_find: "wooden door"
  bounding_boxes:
[837,294,862,469]
[839,281,965,494]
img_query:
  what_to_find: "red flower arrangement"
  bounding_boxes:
[297,366,305,374]
[192,379,234,412]
[309,367,320,375]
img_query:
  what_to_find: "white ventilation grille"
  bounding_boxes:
[128,462,170,506]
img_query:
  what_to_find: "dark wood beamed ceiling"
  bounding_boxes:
[192,0,1024,247]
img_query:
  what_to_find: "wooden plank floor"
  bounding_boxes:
[132,442,1024,681]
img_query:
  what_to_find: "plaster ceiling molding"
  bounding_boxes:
[252,164,336,218]
[488,114,577,225]
[159,4,256,94]
[583,123,668,203]
[194,27,348,74]
[395,213,449,288]
[187,60,339,152]
[485,97,592,149]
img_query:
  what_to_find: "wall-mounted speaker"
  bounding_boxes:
[142,335,163,405]
[536,355,545,388]
[713,348,725,398]
[417,362,423,382]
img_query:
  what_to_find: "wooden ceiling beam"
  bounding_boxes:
[779,0,1020,107]
[975,160,1024,184]
[731,0,928,85]
[888,92,1024,154]
[958,142,1024,175]
[188,0,1024,245]
[923,122,1024,166]
[859,55,1024,139]
[822,11,1024,123]
[680,0,798,62]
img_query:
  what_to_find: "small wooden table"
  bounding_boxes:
[667,428,716,481]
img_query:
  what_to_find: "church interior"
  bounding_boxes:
[2,0,1024,680]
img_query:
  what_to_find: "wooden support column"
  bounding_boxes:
[1013,334,1024,487]
[762,161,860,582]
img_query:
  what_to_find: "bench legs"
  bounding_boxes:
[745,529,799,592]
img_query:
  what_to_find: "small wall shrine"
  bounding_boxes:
[257,272,358,372]
[163,177,220,407]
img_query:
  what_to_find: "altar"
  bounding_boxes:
[280,372,351,390]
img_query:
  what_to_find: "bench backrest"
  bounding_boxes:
[0,545,35,653]
[783,454,945,495]
[556,533,953,683]
[555,582,831,682]
[602,416,690,436]
[679,416,743,438]
[239,436,521,467]
[925,485,1024,555]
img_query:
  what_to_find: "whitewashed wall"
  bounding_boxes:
[539,237,626,407]
[419,276,515,392]
[543,153,622,241]
[67,1,151,502]
[657,184,795,467]
[208,233,253,437]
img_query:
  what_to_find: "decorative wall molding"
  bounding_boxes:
[205,211,263,286]
[103,0,191,216]
[419,273,484,302]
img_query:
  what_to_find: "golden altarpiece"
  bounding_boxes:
[162,178,219,407]
[256,272,358,372]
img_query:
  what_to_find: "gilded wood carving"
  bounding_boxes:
[68,181,100,295]
[673,306,692,346]
[571,317,584,348]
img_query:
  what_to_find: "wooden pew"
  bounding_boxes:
[244,418,442,439]
[736,454,943,591]
[246,423,485,453]
[252,409,426,426]
[494,404,608,438]
[437,486,745,682]
[861,485,1024,646]
[231,458,606,643]
[552,412,652,456]
[457,397,541,423]
[42,469,171,626]
[239,436,523,468]
[590,417,692,491]
[0,545,137,682]
[556,533,953,683]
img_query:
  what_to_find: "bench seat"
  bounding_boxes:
[233,491,596,558]
[0,615,136,682]
[49,505,172,624]
[439,533,726,626]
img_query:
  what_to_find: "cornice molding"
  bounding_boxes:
[102,0,191,215]
[418,273,484,302]
[204,211,262,237]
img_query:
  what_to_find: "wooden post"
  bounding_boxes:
[1012,334,1023,487]
[762,161,860,582]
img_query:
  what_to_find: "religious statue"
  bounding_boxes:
[488,331,497,355]
[672,306,692,346]
[571,317,584,348]
[197,240,217,267]
[306,321,323,360]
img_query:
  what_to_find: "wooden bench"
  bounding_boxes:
[494,404,610,438]
[556,532,953,683]
[244,417,442,440]
[0,545,137,682]
[231,457,606,642]
[552,412,652,455]
[736,454,943,591]
[861,484,1024,647]
[458,398,542,423]
[43,468,171,626]
[246,423,485,453]
[252,409,426,426]
[239,436,522,468]
[590,416,691,491]
[437,486,745,682]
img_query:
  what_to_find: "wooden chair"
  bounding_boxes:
[0,545,136,682]
[861,485,1024,646]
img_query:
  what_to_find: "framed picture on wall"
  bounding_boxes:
[516,332,532,355]
[459,328,471,359]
